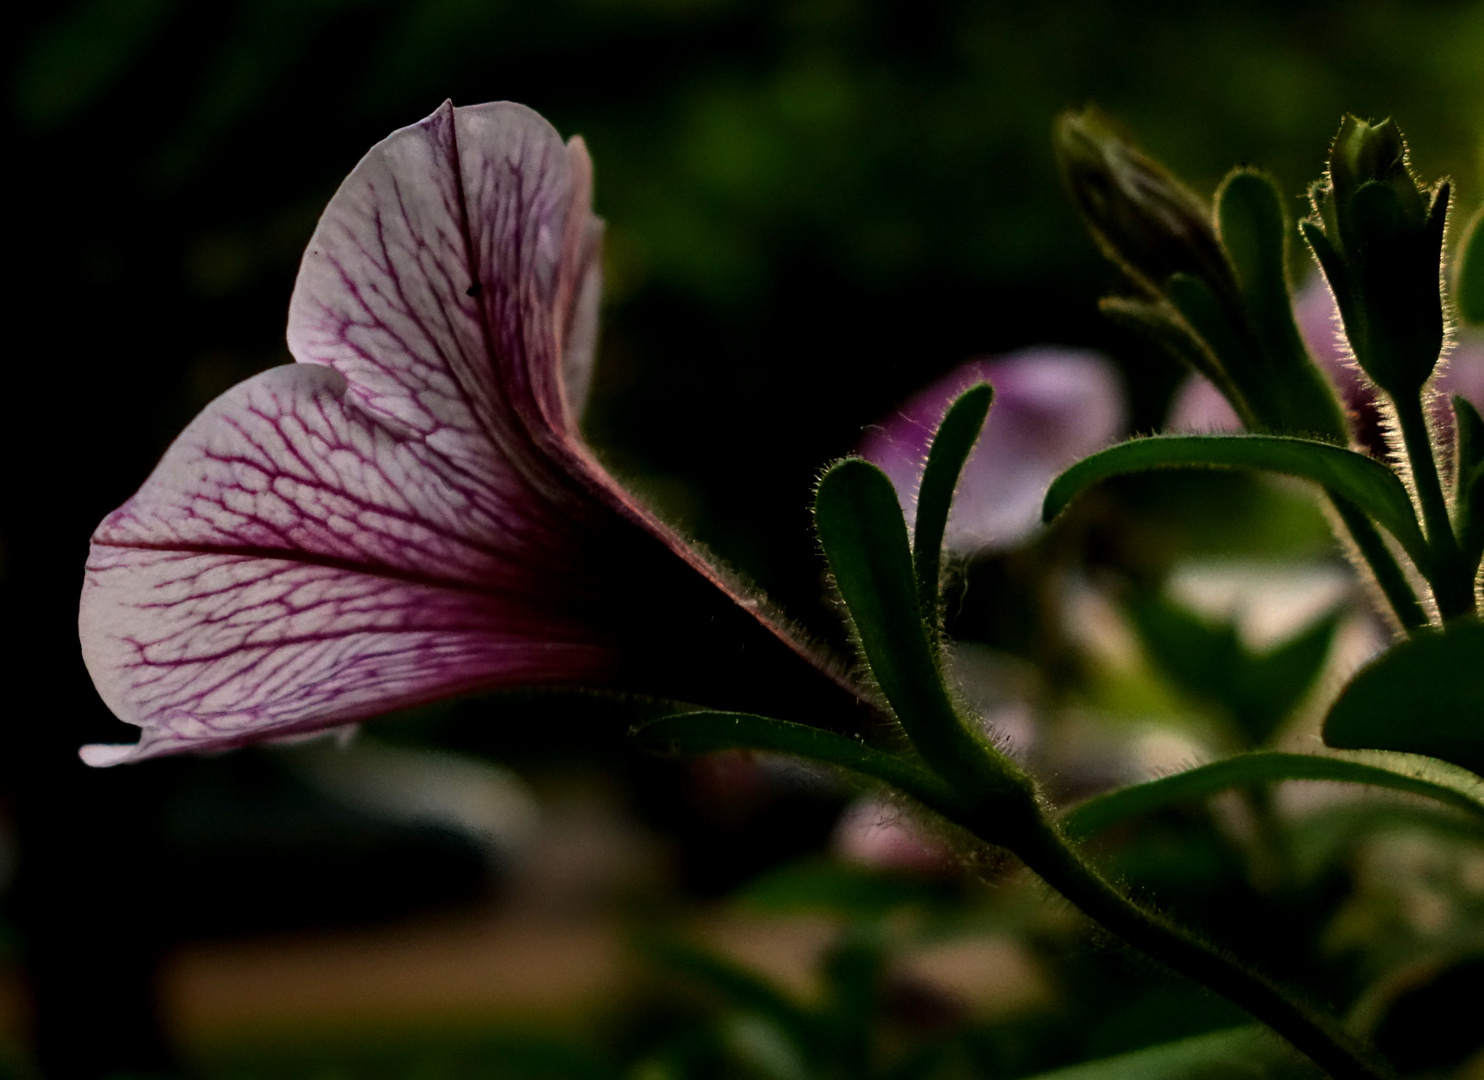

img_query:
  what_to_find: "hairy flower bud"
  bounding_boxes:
[1058,111,1345,442]
[1055,109,1234,300]
[1303,116,1448,398]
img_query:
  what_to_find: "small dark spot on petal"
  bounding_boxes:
[466,281,482,297]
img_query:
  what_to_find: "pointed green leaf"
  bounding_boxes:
[1042,434,1430,572]
[1324,619,1484,778]
[1456,203,1484,324]
[631,711,960,814]
[1241,611,1342,745]
[1060,750,1484,842]
[815,459,953,724]
[1130,596,1339,746]
[1018,1026,1321,1080]
[914,383,993,625]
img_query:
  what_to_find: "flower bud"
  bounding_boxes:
[1303,116,1448,398]
[1055,109,1234,299]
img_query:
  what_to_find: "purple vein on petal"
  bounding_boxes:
[81,101,877,767]
[81,356,621,762]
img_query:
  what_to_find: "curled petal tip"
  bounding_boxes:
[79,743,143,768]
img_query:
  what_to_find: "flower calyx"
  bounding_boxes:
[1302,116,1449,400]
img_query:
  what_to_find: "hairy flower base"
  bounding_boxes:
[80,101,875,764]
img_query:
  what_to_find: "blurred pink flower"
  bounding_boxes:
[80,102,872,765]
[1168,276,1484,449]
[833,794,956,875]
[859,348,1126,552]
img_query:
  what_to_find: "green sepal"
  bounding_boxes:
[1216,170,1348,442]
[1166,264,1339,441]
[1098,295,1252,423]
[631,711,960,815]
[1456,203,1484,324]
[1041,434,1431,573]
[1164,272,1262,408]
[1060,750,1484,842]
[1344,180,1447,396]
[1306,116,1449,401]
[1324,618,1484,778]
[913,384,993,629]
[1299,219,1351,325]
[1454,394,1484,571]
[815,460,1032,808]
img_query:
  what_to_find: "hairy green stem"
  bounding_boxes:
[1393,395,1473,618]
[982,807,1394,1080]
[1329,497,1428,631]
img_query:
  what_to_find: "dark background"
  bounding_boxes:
[3,1,1482,1075]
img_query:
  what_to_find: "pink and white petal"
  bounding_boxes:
[1435,329,1484,411]
[286,101,592,493]
[1295,275,1353,377]
[80,365,619,765]
[558,213,604,429]
[861,348,1125,553]
[833,795,954,874]
[82,101,885,765]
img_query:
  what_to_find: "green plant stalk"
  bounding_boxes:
[1392,394,1474,618]
[635,719,1397,1077]
[890,718,1395,1078]
[817,456,1391,1077]
[980,804,1394,1080]
[1328,497,1428,631]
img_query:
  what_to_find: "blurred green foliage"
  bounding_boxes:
[9,2,1484,1078]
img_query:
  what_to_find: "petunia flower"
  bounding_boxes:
[1168,275,1484,450]
[859,348,1126,553]
[80,101,875,766]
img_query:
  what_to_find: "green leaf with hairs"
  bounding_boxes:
[1061,750,1484,842]
[1042,434,1429,571]
[1215,170,1347,442]
[914,383,993,625]
[631,711,958,814]
[1324,619,1484,778]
